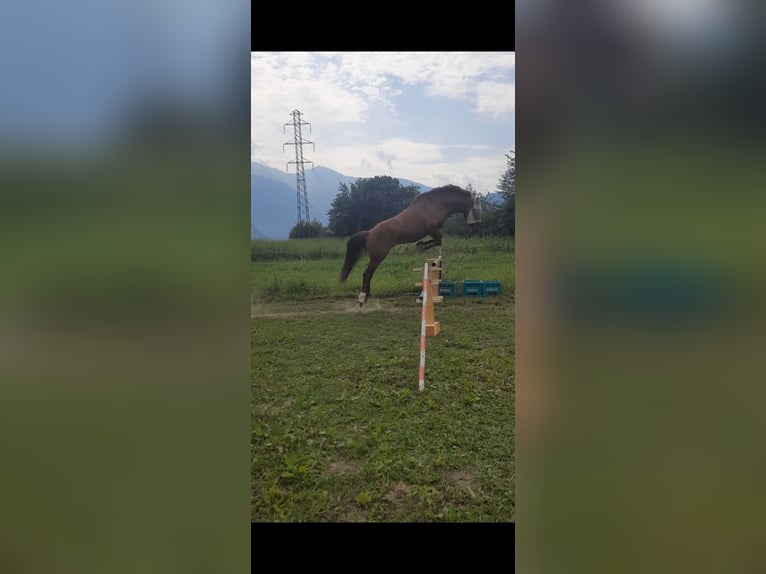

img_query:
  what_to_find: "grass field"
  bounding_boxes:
[251,236,514,522]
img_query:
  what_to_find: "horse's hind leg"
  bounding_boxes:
[359,258,382,307]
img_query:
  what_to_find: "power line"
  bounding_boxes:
[283,109,315,236]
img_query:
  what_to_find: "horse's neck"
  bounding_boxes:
[445,197,468,215]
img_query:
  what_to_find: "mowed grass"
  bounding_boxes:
[251,236,514,522]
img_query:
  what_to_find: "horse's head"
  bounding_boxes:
[420,184,482,227]
[465,196,482,227]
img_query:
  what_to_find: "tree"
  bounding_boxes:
[474,194,505,236]
[289,219,328,239]
[327,176,420,237]
[497,150,515,237]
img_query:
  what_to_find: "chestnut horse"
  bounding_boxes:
[338,185,482,306]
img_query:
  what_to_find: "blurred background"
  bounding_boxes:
[4,0,766,569]
[0,1,250,572]
[516,0,766,572]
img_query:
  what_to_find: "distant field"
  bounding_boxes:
[251,235,514,522]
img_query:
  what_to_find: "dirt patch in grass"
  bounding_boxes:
[384,481,411,507]
[450,470,477,491]
[251,299,411,319]
[326,459,355,476]
[341,509,369,522]
[445,470,483,504]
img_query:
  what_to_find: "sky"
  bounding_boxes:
[2,2,247,149]
[251,52,515,195]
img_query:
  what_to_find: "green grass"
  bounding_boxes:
[251,235,514,302]
[251,235,514,262]
[251,235,514,522]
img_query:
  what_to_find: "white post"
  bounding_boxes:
[418,262,428,392]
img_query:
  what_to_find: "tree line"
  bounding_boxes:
[289,150,515,239]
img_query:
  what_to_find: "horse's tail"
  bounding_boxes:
[338,230,369,283]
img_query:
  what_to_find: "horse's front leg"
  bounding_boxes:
[416,239,437,252]
[415,232,443,253]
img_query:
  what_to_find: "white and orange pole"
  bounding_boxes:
[418,262,428,391]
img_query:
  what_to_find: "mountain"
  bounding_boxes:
[484,192,504,205]
[251,225,270,239]
[251,162,432,239]
[250,175,302,240]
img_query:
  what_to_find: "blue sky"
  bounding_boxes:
[1,1,247,150]
[251,52,515,195]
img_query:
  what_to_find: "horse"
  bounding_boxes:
[338,184,482,307]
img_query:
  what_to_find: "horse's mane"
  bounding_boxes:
[410,184,471,205]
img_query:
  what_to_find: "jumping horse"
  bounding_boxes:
[338,184,482,306]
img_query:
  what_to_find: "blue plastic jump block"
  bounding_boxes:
[438,280,457,297]
[482,280,503,297]
[462,280,483,297]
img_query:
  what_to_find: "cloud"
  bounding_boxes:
[474,81,516,117]
[310,137,505,194]
[250,52,515,195]
[250,52,369,131]
[252,52,516,123]
[313,138,443,175]
[332,51,515,110]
